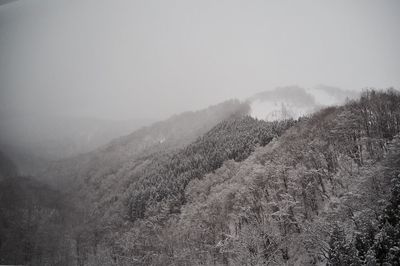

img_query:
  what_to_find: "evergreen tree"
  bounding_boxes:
[372,173,400,265]
[328,224,360,266]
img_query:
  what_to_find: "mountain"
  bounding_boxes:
[0,175,73,265]
[42,99,250,189]
[0,153,74,265]
[249,85,359,121]
[2,88,400,265]
[68,88,398,266]
[0,115,152,175]
[39,98,293,265]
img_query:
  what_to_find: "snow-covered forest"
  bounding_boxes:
[1,1,400,265]
[1,89,400,265]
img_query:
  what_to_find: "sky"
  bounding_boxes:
[0,0,399,121]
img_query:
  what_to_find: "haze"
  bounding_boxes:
[2,1,400,264]
[1,0,399,121]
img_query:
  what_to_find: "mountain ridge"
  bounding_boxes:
[1,88,399,265]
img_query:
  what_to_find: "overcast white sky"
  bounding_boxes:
[0,0,399,121]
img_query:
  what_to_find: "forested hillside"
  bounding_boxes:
[1,89,399,265]
[0,177,74,265]
[0,151,74,265]
[42,99,249,189]
[50,108,295,266]
[81,89,398,265]
[164,89,400,265]
[0,115,152,176]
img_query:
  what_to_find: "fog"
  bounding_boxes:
[1,2,400,263]
[0,0,399,165]
[1,0,399,120]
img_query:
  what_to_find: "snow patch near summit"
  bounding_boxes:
[249,85,359,121]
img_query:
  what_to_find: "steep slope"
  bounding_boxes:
[71,88,399,265]
[164,89,400,265]
[0,176,74,265]
[64,116,295,266]
[42,99,249,189]
[20,88,400,265]
[124,117,295,222]
[0,115,152,175]
[0,155,74,265]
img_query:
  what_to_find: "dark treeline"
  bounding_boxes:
[0,176,74,265]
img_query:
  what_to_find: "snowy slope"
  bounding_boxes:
[249,85,359,121]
